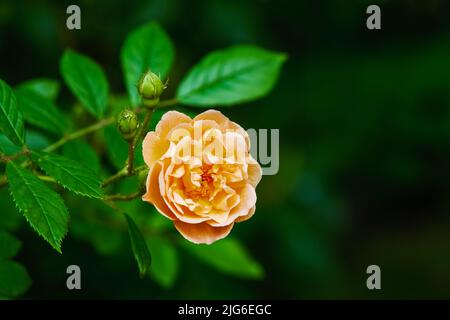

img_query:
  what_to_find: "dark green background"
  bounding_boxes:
[1,0,450,299]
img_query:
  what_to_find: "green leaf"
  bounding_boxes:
[0,79,24,146]
[0,188,22,231]
[125,214,151,278]
[183,238,264,279]
[32,151,103,199]
[60,50,109,118]
[62,140,101,175]
[146,237,178,289]
[177,45,287,106]
[0,134,21,155]
[0,261,31,297]
[25,130,51,151]
[0,131,50,156]
[6,162,69,253]
[15,88,69,134]
[121,22,174,106]
[16,78,60,100]
[0,231,21,260]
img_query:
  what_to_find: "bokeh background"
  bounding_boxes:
[1,0,450,299]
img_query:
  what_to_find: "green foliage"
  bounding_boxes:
[60,50,109,118]
[0,131,51,156]
[0,20,285,298]
[0,79,24,146]
[0,134,21,155]
[16,78,60,101]
[15,88,69,134]
[0,261,31,298]
[62,141,101,175]
[146,236,178,289]
[125,214,152,278]
[121,22,174,107]
[177,45,286,106]
[183,238,264,279]
[0,230,30,298]
[0,231,21,260]
[32,151,103,199]
[6,162,69,253]
[0,189,22,231]
[104,125,128,169]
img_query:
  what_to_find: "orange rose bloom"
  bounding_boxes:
[142,110,262,244]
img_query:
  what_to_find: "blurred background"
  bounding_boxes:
[1,0,450,299]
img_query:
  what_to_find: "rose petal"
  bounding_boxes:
[235,206,256,223]
[142,132,170,167]
[194,109,230,127]
[174,220,234,244]
[247,162,262,187]
[156,111,192,139]
[142,162,176,220]
[207,184,256,227]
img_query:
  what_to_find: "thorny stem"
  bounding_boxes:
[127,142,134,175]
[101,167,128,187]
[156,98,178,108]
[137,108,154,143]
[1,98,177,161]
[124,107,154,177]
[102,164,147,188]
[0,147,30,162]
[43,117,115,153]
[0,99,177,191]
[104,190,143,201]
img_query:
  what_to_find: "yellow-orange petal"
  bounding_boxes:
[235,206,256,223]
[156,111,192,139]
[229,184,257,218]
[194,109,230,127]
[142,132,170,167]
[142,162,176,220]
[174,220,234,244]
[247,162,262,187]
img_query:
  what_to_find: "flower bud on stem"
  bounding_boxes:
[138,70,166,109]
[117,108,140,175]
[117,109,139,142]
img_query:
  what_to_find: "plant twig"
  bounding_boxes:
[0,148,30,163]
[156,98,178,108]
[44,117,115,153]
[125,107,154,176]
[102,167,128,187]
[40,98,176,154]
[102,165,147,188]
[104,190,143,201]
[127,142,134,175]
[135,108,154,146]
[0,99,176,190]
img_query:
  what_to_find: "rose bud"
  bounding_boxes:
[138,70,166,108]
[117,108,139,141]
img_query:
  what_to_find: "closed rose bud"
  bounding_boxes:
[117,108,139,141]
[138,70,166,108]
